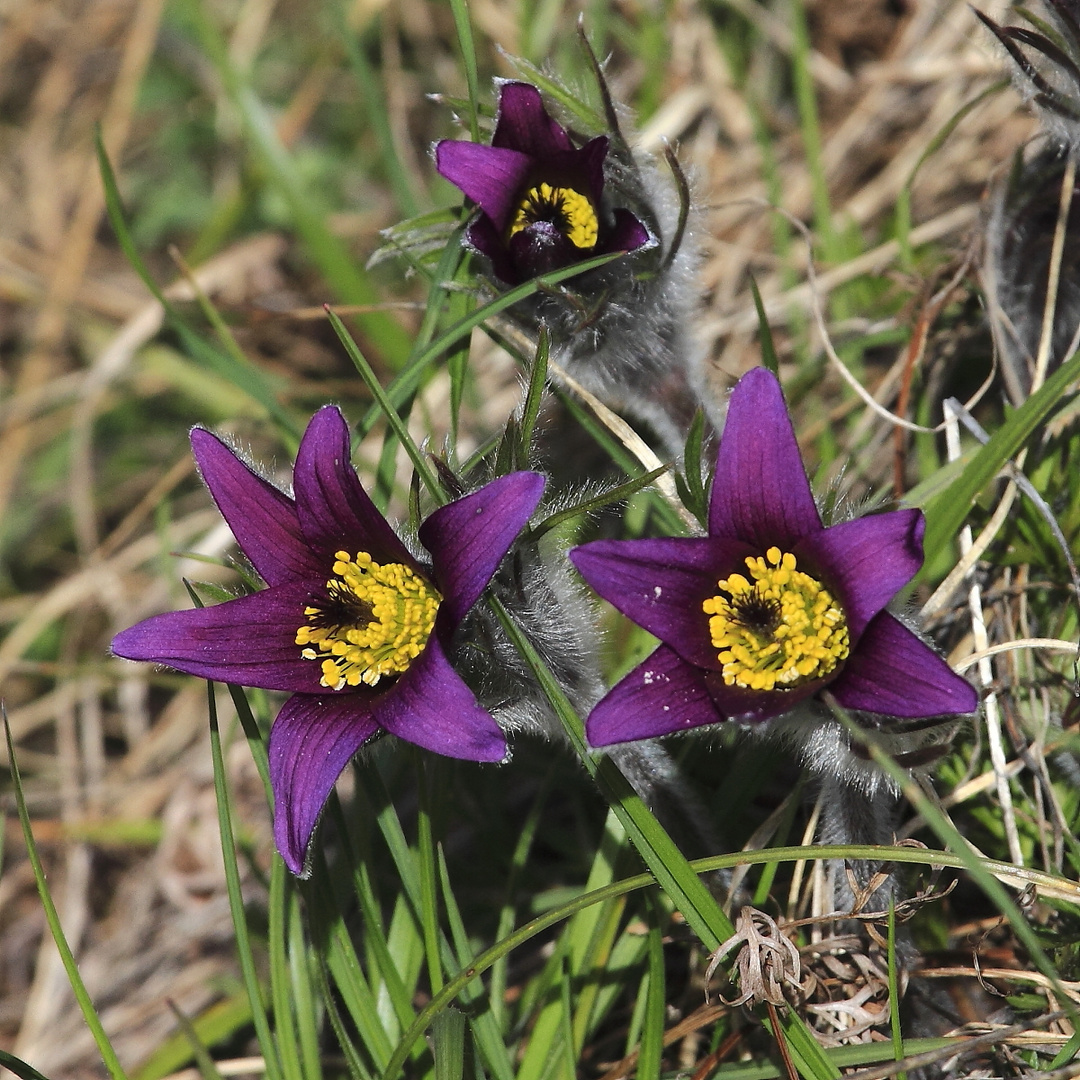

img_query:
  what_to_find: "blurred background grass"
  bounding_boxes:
[4,0,1080,1076]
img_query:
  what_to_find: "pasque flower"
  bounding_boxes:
[570,368,978,747]
[112,406,544,873]
[435,81,652,285]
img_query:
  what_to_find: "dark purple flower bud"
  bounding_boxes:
[434,77,711,452]
[435,82,652,285]
[569,367,979,748]
[111,406,544,875]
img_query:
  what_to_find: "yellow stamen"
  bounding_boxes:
[295,551,440,690]
[702,547,849,692]
[508,182,599,250]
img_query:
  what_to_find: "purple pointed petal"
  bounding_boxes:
[492,82,574,156]
[111,582,327,693]
[436,141,532,231]
[293,406,416,569]
[602,208,654,256]
[377,637,507,762]
[465,215,521,284]
[569,137,609,203]
[570,536,751,669]
[190,429,320,587]
[829,613,979,718]
[269,693,380,874]
[709,367,822,550]
[797,509,925,640]
[420,472,545,626]
[586,645,722,746]
[508,222,582,278]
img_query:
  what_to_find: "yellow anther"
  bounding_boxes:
[508,183,599,250]
[702,549,849,692]
[295,552,440,690]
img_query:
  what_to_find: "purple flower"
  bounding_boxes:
[112,406,544,873]
[435,81,653,284]
[569,368,978,747]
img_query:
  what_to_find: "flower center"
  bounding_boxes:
[295,551,440,691]
[508,182,599,250]
[702,547,849,692]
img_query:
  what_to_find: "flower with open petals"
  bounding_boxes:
[435,81,653,284]
[569,368,978,747]
[112,406,544,873]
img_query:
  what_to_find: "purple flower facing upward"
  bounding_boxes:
[112,406,545,874]
[435,81,653,284]
[570,368,978,747]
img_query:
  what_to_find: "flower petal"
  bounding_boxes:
[797,509,925,640]
[435,140,533,231]
[269,693,380,875]
[420,472,545,626]
[492,82,574,157]
[586,645,722,746]
[709,367,822,550]
[565,137,608,204]
[293,406,416,568]
[570,536,751,669]
[465,215,521,284]
[377,637,507,762]
[829,613,979,718]
[111,582,326,693]
[190,428,320,586]
[602,208,654,256]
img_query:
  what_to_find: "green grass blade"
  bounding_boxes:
[183,0,411,367]
[436,848,515,1080]
[788,0,833,252]
[324,308,448,504]
[268,860,304,1080]
[418,765,446,997]
[354,251,623,439]
[749,274,779,375]
[887,905,906,1080]
[432,1009,467,1080]
[205,687,285,1080]
[335,1,421,217]
[918,343,1080,576]
[636,892,666,1080]
[165,1002,227,1080]
[96,130,301,443]
[448,0,482,143]
[0,1049,53,1080]
[518,327,550,465]
[306,851,394,1070]
[133,994,254,1080]
[287,894,325,1080]
[4,710,130,1080]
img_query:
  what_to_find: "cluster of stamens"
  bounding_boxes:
[702,547,849,692]
[295,551,440,690]
[509,182,599,249]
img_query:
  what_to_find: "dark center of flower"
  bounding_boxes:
[702,547,849,692]
[295,550,440,691]
[508,183,599,250]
